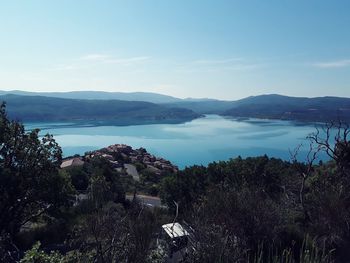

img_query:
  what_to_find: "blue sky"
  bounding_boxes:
[0,0,349,100]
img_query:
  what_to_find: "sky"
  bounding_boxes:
[0,0,349,100]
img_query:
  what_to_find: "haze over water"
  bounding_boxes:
[26,115,323,169]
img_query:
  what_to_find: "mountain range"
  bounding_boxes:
[0,90,214,104]
[223,94,350,122]
[0,90,349,123]
[0,94,200,124]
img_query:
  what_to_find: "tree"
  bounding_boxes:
[20,242,64,263]
[68,202,158,263]
[86,157,125,207]
[304,121,350,259]
[0,103,71,240]
[308,121,350,174]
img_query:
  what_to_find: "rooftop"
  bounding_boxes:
[162,222,189,239]
[60,157,84,169]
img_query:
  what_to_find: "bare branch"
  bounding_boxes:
[289,143,302,163]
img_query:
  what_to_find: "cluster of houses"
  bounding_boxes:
[88,144,178,175]
[60,144,178,178]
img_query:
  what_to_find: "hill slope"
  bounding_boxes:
[0,90,182,104]
[223,94,350,122]
[1,92,349,123]
[0,95,200,124]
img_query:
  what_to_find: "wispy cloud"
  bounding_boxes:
[177,57,263,73]
[49,64,86,71]
[223,64,261,71]
[79,54,110,61]
[104,56,150,65]
[79,54,150,64]
[48,53,151,71]
[312,59,350,68]
[192,58,243,65]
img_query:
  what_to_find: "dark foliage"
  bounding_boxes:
[160,146,350,261]
[0,103,73,261]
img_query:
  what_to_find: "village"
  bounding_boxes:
[61,144,179,181]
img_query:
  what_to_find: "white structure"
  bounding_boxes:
[162,222,189,239]
[60,157,84,169]
[161,222,191,262]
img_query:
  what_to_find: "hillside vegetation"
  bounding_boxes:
[0,94,200,124]
[223,94,350,122]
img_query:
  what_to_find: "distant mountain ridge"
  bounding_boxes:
[1,90,349,123]
[0,94,200,124]
[223,94,350,122]
[0,90,183,104]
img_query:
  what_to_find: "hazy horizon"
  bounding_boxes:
[1,1,349,100]
[1,89,350,101]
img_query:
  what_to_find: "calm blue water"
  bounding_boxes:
[25,115,324,169]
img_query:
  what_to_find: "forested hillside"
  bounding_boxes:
[223,94,350,122]
[0,94,200,124]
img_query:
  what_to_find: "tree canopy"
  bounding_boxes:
[0,103,71,239]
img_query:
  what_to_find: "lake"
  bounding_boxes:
[25,115,325,169]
